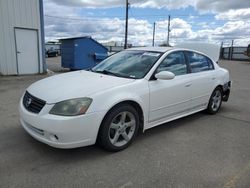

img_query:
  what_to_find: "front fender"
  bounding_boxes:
[87,80,150,128]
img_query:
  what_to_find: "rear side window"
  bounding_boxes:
[186,52,214,73]
[156,51,187,76]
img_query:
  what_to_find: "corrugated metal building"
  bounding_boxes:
[0,0,45,75]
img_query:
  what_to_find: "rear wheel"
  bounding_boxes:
[207,87,223,114]
[98,104,139,152]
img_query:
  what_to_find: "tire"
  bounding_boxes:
[98,104,139,152]
[206,87,223,114]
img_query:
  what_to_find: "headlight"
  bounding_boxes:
[49,98,92,116]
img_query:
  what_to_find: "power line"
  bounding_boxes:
[44,14,250,25]
[44,14,250,33]
[50,12,250,20]
[44,14,147,25]
[44,14,250,44]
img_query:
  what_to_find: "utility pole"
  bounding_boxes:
[152,22,156,47]
[231,39,234,47]
[219,41,224,61]
[230,39,234,60]
[221,41,224,48]
[124,0,129,49]
[166,15,171,46]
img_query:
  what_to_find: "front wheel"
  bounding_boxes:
[206,87,223,114]
[98,104,139,152]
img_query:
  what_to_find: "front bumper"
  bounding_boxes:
[19,99,106,149]
[222,81,231,102]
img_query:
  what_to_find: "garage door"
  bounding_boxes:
[15,28,39,74]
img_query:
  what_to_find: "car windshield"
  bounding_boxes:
[91,50,162,79]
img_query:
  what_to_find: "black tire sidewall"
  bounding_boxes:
[98,104,139,152]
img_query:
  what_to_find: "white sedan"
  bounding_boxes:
[19,46,231,151]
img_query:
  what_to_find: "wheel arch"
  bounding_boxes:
[209,84,223,102]
[207,84,224,114]
[215,84,223,92]
[212,77,224,93]
[97,100,145,142]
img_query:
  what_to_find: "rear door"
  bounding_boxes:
[185,51,217,110]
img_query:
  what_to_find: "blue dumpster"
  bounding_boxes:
[60,36,108,70]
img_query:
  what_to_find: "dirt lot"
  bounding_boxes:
[0,59,250,188]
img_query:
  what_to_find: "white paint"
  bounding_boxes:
[131,46,172,52]
[15,28,39,74]
[19,47,230,149]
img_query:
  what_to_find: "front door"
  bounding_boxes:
[15,28,39,74]
[148,51,192,124]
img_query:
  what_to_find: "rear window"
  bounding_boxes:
[186,52,214,73]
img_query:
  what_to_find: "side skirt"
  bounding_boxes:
[144,106,207,131]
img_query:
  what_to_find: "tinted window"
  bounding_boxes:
[187,52,214,73]
[156,52,187,76]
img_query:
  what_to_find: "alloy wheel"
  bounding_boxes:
[108,111,136,147]
[211,90,222,111]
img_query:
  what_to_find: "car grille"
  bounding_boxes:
[23,91,46,114]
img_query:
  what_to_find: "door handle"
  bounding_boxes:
[17,51,21,54]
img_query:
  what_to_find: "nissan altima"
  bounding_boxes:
[19,45,231,151]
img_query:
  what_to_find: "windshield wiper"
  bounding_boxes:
[102,70,121,77]
[91,69,131,78]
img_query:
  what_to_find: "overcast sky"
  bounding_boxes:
[43,0,250,46]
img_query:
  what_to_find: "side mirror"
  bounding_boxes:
[155,71,175,80]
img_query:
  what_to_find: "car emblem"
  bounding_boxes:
[26,98,32,107]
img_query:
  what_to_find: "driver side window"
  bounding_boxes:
[156,51,187,76]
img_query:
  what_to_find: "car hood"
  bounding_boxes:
[27,70,134,103]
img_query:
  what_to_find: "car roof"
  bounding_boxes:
[175,43,220,62]
[126,46,208,54]
[125,46,218,62]
[127,47,173,53]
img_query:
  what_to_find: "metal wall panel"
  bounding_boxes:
[0,0,43,75]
